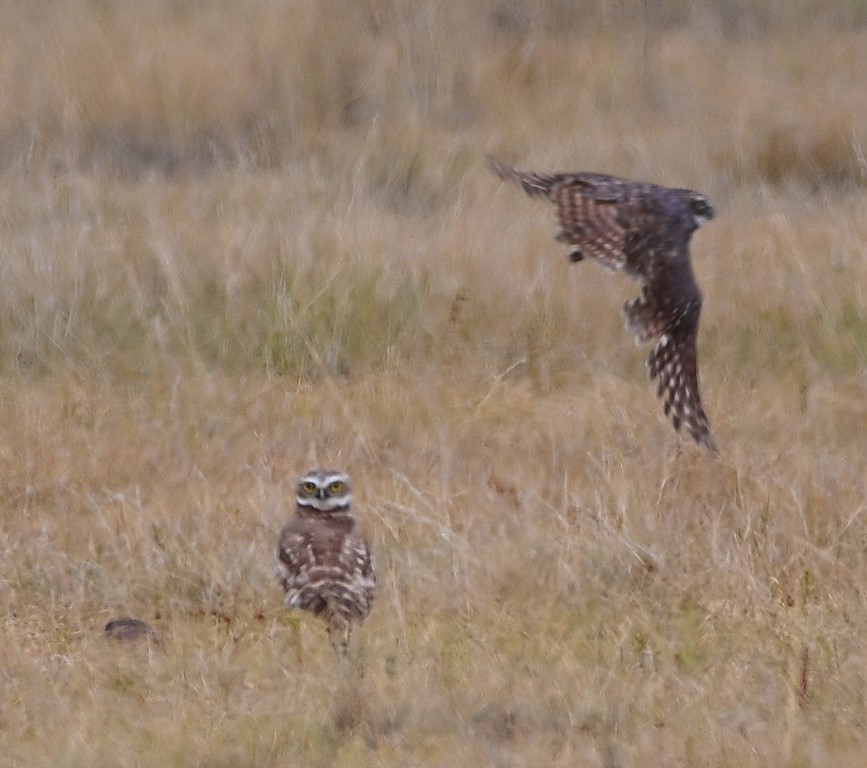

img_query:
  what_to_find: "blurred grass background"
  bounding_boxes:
[1,1,866,766]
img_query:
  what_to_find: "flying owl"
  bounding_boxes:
[277,469,376,654]
[488,155,717,450]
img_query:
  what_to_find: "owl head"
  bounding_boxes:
[296,468,353,513]
[688,193,715,228]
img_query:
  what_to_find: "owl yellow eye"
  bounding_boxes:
[329,481,345,495]
[300,482,317,495]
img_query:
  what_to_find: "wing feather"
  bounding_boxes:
[277,517,375,623]
[488,155,672,274]
[647,324,716,451]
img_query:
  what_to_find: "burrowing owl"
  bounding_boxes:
[277,469,376,654]
[489,155,717,450]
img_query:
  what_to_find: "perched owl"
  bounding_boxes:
[488,155,717,451]
[277,469,376,654]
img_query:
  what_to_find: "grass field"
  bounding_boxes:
[1,1,866,766]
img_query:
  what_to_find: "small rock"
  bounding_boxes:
[103,617,161,644]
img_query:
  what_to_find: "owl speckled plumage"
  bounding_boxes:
[277,469,375,654]
[488,155,717,451]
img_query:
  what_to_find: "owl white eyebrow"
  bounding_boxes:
[299,472,349,484]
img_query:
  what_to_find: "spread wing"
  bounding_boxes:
[624,252,716,450]
[648,322,715,450]
[487,154,666,275]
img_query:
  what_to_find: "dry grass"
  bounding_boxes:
[1,2,867,766]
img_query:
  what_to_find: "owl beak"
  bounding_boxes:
[316,487,326,500]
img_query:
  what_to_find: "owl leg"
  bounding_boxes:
[327,619,351,658]
[554,232,584,262]
[280,611,304,665]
